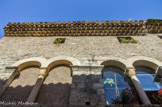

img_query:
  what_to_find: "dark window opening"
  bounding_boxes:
[117,37,137,43]
[85,101,90,105]
[54,38,66,44]
[158,36,162,39]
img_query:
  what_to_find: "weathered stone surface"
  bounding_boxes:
[36,66,72,106]
[0,34,162,64]
[69,66,106,106]
[0,67,39,102]
[4,20,150,37]
[0,34,161,79]
[0,20,162,106]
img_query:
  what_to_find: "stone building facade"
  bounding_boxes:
[0,19,162,106]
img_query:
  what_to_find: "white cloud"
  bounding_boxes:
[128,18,132,21]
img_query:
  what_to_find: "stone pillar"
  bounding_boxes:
[27,68,48,102]
[0,67,19,97]
[126,67,151,105]
[69,65,107,106]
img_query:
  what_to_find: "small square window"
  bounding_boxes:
[158,36,162,39]
[54,38,65,44]
[117,37,137,43]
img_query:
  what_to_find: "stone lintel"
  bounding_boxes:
[70,65,104,75]
[5,66,18,72]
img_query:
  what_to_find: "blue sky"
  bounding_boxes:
[0,0,162,38]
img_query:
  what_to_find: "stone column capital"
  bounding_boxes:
[125,67,151,104]
[39,67,48,79]
[27,67,47,103]
[125,67,136,77]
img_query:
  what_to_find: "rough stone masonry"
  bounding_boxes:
[0,19,162,106]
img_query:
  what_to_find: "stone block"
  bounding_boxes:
[73,21,76,24]
[115,21,119,24]
[63,21,66,24]
[71,66,79,71]
[80,94,88,98]
[8,22,12,25]
[77,21,80,24]
[86,21,90,24]
[101,21,104,25]
[120,20,124,24]
[93,83,103,88]
[39,22,43,25]
[91,21,95,24]
[96,20,99,24]
[13,22,17,26]
[53,21,56,24]
[80,21,84,24]
[110,20,114,24]
[134,20,138,24]
[77,84,85,88]
[129,20,133,24]
[97,89,105,94]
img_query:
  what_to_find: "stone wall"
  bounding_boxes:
[0,56,15,90]
[0,67,39,102]
[0,34,162,74]
[0,34,161,92]
[69,66,106,106]
[0,34,162,64]
[0,20,162,106]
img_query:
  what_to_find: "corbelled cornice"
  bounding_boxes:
[3,20,162,37]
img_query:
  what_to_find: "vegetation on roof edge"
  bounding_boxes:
[147,19,162,22]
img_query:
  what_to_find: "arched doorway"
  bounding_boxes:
[36,65,72,106]
[0,67,40,102]
[135,66,162,104]
[102,66,132,104]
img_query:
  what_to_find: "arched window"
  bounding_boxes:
[0,67,40,102]
[135,66,162,104]
[36,65,72,106]
[102,67,132,104]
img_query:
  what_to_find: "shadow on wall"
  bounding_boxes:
[0,83,71,107]
[0,65,73,106]
[0,74,106,106]
[0,67,40,103]
[36,65,72,106]
[36,83,71,106]
[69,74,106,106]
[0,84,35,102]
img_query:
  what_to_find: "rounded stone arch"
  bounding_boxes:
[46,56,81,70]
[11,57,47,71]
[36,56,80,105]
[47,60,73,72]
[0,57,47,102]
[100,58,132,104]
[127,56,162,71]
[99,57,127,71]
